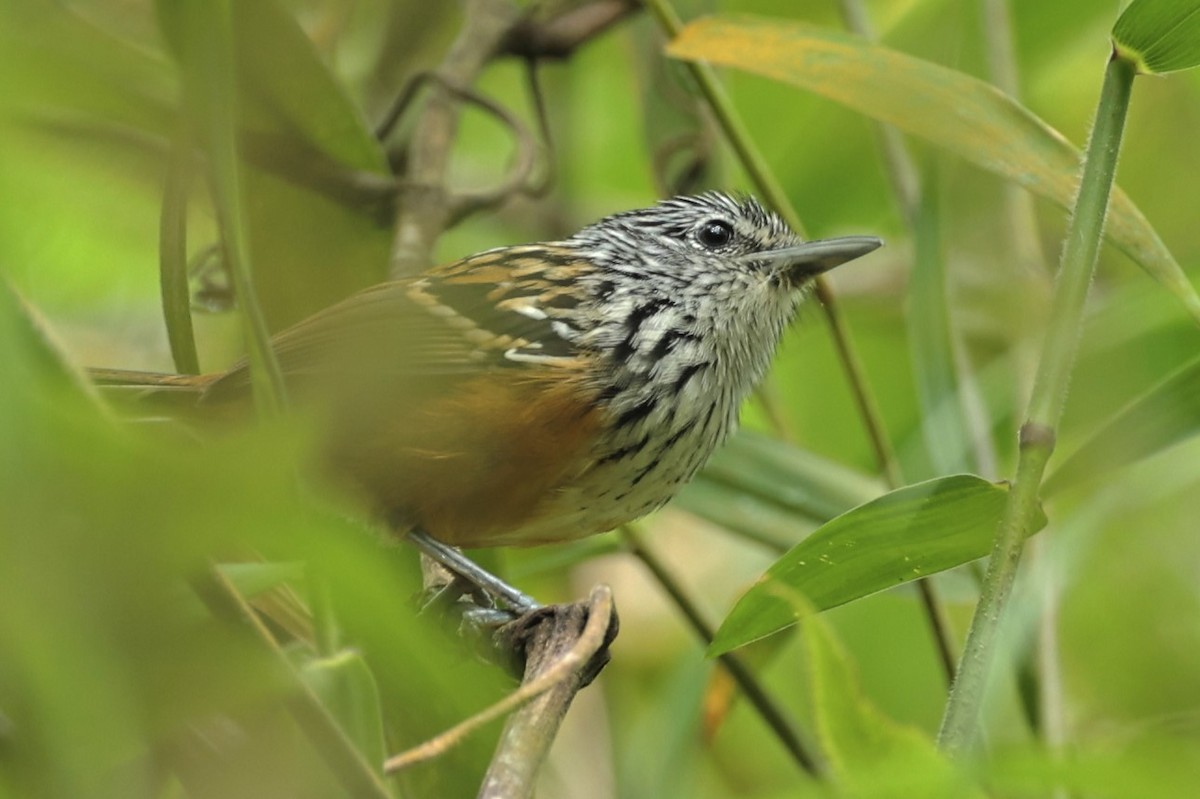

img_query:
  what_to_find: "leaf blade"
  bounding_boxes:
[1045,354,1200,494]
[667,16,1200,324]
[710,475,1045,655]
[1113,0,1200,74]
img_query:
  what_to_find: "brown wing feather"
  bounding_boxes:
[203,244,594,404]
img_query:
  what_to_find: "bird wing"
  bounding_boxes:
[203,244,593,403]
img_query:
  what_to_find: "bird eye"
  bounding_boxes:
[696,219,734,249]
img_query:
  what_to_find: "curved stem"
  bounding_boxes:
[938,54,1136,755]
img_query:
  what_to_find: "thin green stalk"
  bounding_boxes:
[160,122,200,375]
[978,0,1059,747]
[836,0,921,227]
[980,0,1050,277]
[645,0,901,487]
[938,54,1136,755]
[620,527,822,778]
[191,0,287,415]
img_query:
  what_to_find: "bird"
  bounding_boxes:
[94,192,880,554]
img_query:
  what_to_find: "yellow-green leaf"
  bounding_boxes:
[667,16,1200,324]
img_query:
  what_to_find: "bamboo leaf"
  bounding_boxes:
[710,475,1046,655]
[1113,0,1200,74]
[1045,354,1200,494]
[667,16,1200,324]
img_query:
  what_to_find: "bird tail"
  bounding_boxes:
[89,367,211,390]
[88,367,217,413]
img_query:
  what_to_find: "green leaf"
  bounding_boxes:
[0,277,102,406]
[299,651,387,776]
[667,16,1200,325]
[1045,354,1200,494]
[1113,0,1200,75]
[217,561,307,600]
[710,475,1046,655]
[802,597,984,797]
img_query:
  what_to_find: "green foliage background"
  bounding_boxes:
[2,0,1199,796]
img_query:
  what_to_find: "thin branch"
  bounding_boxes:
[835,0,920,227]
[389,0,524,279]
[384,587,615,780]
[478,587,617,798]
[621,528,822,777]
[501,0,641,60]
[980,0,1049,276]
[160,120,200,375]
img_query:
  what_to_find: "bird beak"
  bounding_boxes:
[743,235,883,279]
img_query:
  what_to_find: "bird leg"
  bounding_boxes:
[407,529,541,614]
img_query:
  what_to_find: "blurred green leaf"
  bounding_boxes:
[667,16,1200,324]
[0,278,102,406]
[711,475,1045,655]
[299,651,388,777]
[802,603,983,797]
[1045,354,1200,494]
[218,561,307,599]
[987,738,1200,798]
[1113,0,1200,75]
[0,0,174,136]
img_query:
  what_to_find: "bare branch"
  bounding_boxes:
[502,0,641,60]
[383,586,617,789]
[389,0,525,279]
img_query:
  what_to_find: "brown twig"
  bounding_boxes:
[620,528,822,777]
[389,0,525,279]
[501,0,641,60]
[378,71,543,227]
[387,0,642,279]
[384,587,616,791]
[479,587,617,798]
